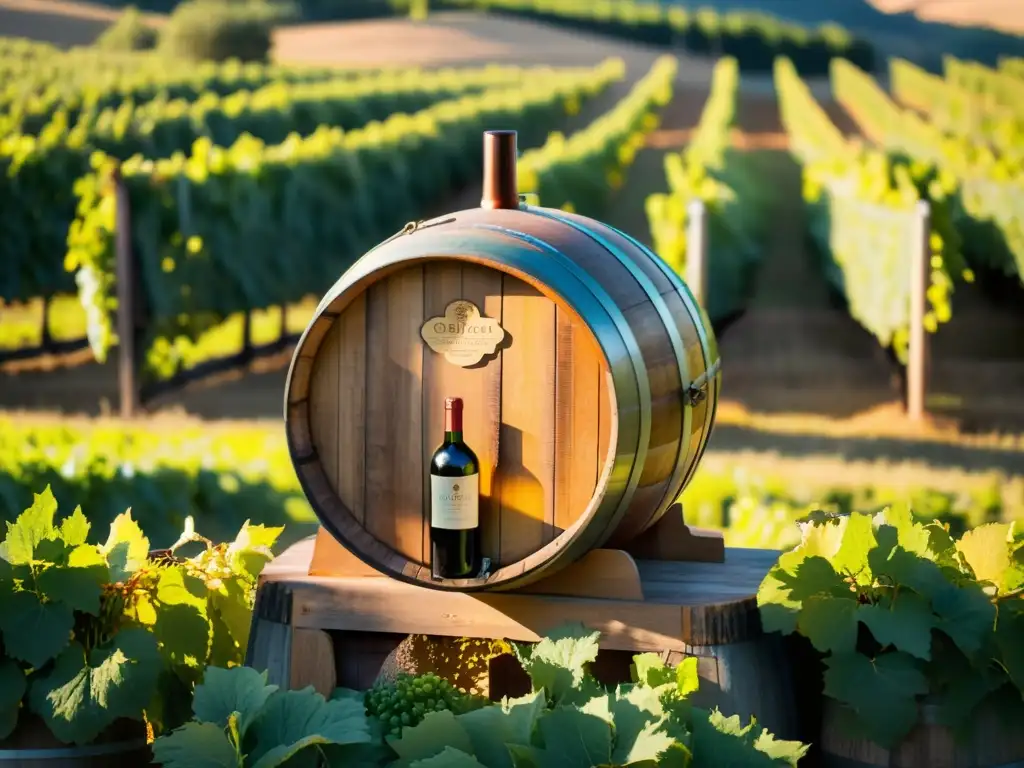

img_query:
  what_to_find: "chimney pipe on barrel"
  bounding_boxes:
[480,130,520,210]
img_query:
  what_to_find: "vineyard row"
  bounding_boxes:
[0,62,616,305]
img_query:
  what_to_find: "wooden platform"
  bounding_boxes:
[245,532,798,738]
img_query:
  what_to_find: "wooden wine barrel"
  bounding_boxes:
[284,133,720,592]
[820,696,1024,767]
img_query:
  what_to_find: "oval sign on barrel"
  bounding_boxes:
[420,300,507,367]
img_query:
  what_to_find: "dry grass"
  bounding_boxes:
[714,400,1024,451]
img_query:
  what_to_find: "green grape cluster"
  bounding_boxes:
[364,673,476,738]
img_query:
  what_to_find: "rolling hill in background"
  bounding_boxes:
[1,0,1023,66]
[657,0,1024,68]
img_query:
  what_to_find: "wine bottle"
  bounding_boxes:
[429,397,481,579]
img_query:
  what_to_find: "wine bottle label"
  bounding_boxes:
[430,474,479,530]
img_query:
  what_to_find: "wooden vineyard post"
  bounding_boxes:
[907,200,930,421]
[686,198,708,306]
[241,310,254,364]
[112,167,140,419]
[39,294,52,352]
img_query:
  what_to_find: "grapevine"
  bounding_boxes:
[0,487,280,744]
[645,56,763,324]
[364,672,486,737]
[0,61,602,305]
[834,57,1024,284]
[64,62,622,370]
[758,508,1024,748]
[519,55,677,217]
[775,57,965,361]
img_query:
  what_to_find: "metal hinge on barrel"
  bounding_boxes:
[686,358,722,406]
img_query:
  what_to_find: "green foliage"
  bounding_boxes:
[757,508,1024,748]
[681,467,1012,551]
[79,64,553,161]
[436,0,874,75]
[0,61,563,305]
[774,57,966,362]
[382,624,808,767]
[155,625,808,766]
[890,58,1024,161]
[646,56,762,324]
[157,0,293,63]
[946,55,1024,121]
[153,666,372,766]
[94,6,159,52]
[832,57,1024,287]
[0,42,371,136]
[519,55,676,217]
[365,672,487,737]
[0,418,315,549]
[65,62,620,370]
[0,486,281,744]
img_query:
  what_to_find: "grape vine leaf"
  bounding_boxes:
[758,549,848,637]
[207,606,243,670]
[689,708,805,767]
[149,721,239,768]
[609,687,678,765]
[153,567,210,666]
[457,691,545,768]
[36,545,110,616]
[994,609,1024,692]
[868,545,947,602]
[923,523,958,565]
[631,653,674,689]
[675,656,699,698]
[192,665,277,739]
[0,589,74,668]
[756,572,801,636]
[796,595,858,654]
[209,574,253,651]
[832,512,877,584]
[0,486,58,565]
[390,710,474,761]
[227,522,283,580]
[101,511,149,582]
[928,635,1002,730]
[857,592,935,660]
[930,582,995,657]
[873,505,930,558]
[796,515,846,559]
[29,629,161,745]
[782,556,849,602]
[59,506,91,548]
[513,623,602,705]
[533,705,614,767]
[822,651,928,748]
[247,688,372,768]
[0,658,26,740]
[955,523,1013,591]
[751,727,810,767]
[410,747,489,768]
